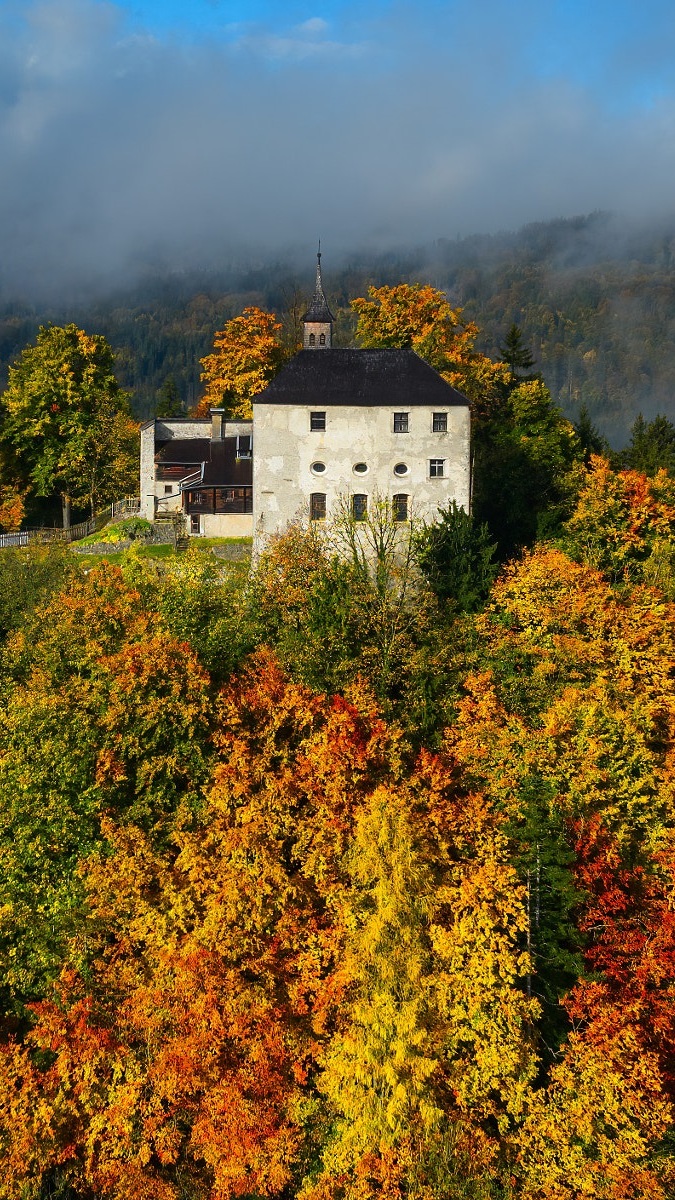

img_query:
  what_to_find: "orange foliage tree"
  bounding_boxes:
[0,483,24,532]
[563,453,675,591]
[197,306,288,419]
[0,562,211,1007]
[351,283,509,410]
[0,652,538,1199]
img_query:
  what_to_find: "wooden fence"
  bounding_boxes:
[0,497,141,551]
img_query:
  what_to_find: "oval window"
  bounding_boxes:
[393,462,409,476]
[353,462,368,475]
[311,461,326,474]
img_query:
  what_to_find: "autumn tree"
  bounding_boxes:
[129,543,259,683]
[313,771,538,1200]
[351,283,509,409]
[0,563,211,1010]
[0,654,541,1199]
[0,324,137,528]
[251,515,457,741]
[447,545,675,1054]
[0,544,77,640]
[561,454,675,592]
[197,306,288,419]
[350,284,581,554]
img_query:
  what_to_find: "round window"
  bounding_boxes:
[353,462,368,475]
[393,463,409,476]
[311,461,326,474]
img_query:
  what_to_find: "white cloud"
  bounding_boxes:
[1,0,675,297]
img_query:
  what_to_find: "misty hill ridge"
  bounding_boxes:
[3,210,675,443]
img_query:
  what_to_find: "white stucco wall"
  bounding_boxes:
[139,421,158,521]
[191,513,254,538]
[253,403,470,546]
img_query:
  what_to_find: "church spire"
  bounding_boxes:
[303,242,334,348]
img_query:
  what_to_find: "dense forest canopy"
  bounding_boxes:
[1,449,675,1195]
[1,255,675,1190]
[2,211,675,441]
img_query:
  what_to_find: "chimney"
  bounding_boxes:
[210,408,225,440]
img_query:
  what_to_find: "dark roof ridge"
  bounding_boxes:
[255,346,470,407]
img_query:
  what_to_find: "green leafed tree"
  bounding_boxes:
[0,324,137,528]
[618,412,675,477]
[499,323,537,385]
[573,403,609,463]
[473,379,584,558]
[414,501,498,612]
[155,375,184,417]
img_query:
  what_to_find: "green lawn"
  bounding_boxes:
[73,537,253,569]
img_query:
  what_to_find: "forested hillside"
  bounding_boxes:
[1,453,675,1197]
[2,211,675,441]
[2,276,675,1193]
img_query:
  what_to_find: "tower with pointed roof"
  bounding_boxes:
[303,244,334,349]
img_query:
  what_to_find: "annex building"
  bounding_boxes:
[139,254,471,542]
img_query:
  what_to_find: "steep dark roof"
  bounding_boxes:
[303,254,335,324]
[254,349,470,407]
[154,437,252,486]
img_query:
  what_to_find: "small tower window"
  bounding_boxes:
[310,411,326,431]
[319,333,326,345]
[310,493,326,521]
[309,333,315,346]
[393,412,409,433]
[393,494,409,522]
[429,459,445,478]
[352,494,368,522]
[433,412,448,432]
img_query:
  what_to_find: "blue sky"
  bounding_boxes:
[2,0,675,295]
[119,0,675,100]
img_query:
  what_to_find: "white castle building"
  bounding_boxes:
[139,253,471,543]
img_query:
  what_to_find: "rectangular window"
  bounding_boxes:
[186,489,215,514]
[236,434,252,459]
[432,412,448,432]
[393,493,408,522]
[429,459,445,478]
[310,411,326,431]
[214,487,253,514]
[310,493,327,521]
[393,412,409,433]
[164,484,173,494]
[352,494,368,522]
